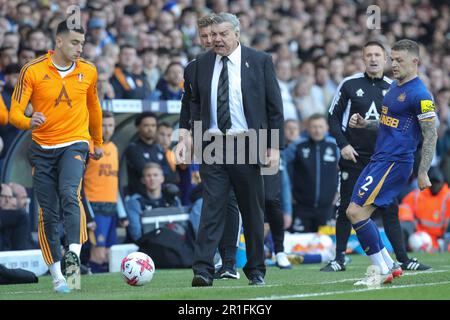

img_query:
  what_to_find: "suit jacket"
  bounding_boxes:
[189,46,284,155]
[179,59,196,130]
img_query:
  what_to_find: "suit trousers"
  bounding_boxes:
[193,137,265,279]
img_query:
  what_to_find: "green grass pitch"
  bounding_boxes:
[0,253,449,300]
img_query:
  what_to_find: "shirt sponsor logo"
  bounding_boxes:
[380,113,399,128]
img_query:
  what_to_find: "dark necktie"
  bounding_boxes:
[217,56,231,133]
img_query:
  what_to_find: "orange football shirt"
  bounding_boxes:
[9,51,103,147]
[0,94,8,126]
[84,141,118,203]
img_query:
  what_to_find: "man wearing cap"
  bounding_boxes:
[87,18,114,56]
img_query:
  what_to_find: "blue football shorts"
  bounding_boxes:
[351,160,413,208]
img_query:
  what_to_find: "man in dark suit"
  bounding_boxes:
[177,14,242,280]
[178,12,284,286]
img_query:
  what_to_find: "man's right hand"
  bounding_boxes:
[341,144,359,163]
[418,172,432,191]
[175,131,192,165]
[30,112,46,129]
[349,113,367,128]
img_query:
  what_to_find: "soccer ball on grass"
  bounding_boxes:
[121,252,155,286]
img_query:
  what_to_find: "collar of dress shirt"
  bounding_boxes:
[215,42,241,65]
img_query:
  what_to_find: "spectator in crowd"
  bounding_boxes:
[0,183,32,251]
[293,75,326,120]
[155,62,184,101]
[26,29,48,52]
[125,112,174,196]
[110,45,150,99]
[8,182,29,213]
[312,66,334,112]
[284,119,301,147]
[0,63,21,160]
[285,114,339,232]
[17,46,36,68]
[141,48,160,92]
[275,59,298,121]
[95,58,115,100]
[399,167,450,251]
[2,32,20,52]
[125,162,181,242]
[0,47,17,80]
[87,18,115,57]
[84,111,128,273]
[157,122,177,177]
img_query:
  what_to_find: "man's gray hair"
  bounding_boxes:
[212,12,240,34]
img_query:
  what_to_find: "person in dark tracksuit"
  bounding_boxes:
[8,21,103,293]
[322,40,430,272]
[263,167,292,269]
[176,14,241,280]
[285,114,339,233]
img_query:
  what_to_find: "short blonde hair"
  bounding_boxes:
[197,14,215,29]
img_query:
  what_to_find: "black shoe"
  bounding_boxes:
[214,267,240,280]
[320,260,346,272]
[248,274,265,286]
[400,258,432,271]
[192,274,213,287]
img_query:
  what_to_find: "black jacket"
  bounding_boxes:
[328,72,392,162]
[189,46,284,153]
[110,67,151,100]
[286,135,339,208]
[125,138,175,195]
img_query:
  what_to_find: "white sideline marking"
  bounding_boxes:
[311,269,450,285]
[253,281,450,300]
[2,270,449,295]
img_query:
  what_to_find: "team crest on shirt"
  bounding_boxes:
[143,152,150,159]
[78,73,84,82]
[324,147,336,162]
[397,92,406,102]
[356,89,364,97]
[341,171,349,181]
[302,148,310,159]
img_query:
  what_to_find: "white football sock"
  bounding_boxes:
[69,243,81,258]
[380,247,395,269]
[368,252,390,274]
[49,261,65,282]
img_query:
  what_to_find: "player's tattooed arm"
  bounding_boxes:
[418,119,438,175]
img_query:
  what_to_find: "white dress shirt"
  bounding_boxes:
[209,44,248,134]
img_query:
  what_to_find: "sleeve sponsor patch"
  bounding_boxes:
[420,100,435,113]
[417,111,436,120]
